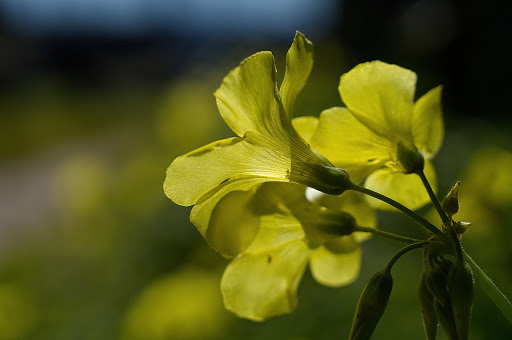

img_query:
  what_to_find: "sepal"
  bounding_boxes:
[349,269,393,340]
[418,269,439,340]
[447,260,474,340]
[442,181,460,220]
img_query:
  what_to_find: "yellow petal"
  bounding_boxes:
[221,240,309,321]
[203,188,261,258]
[292,116,318,144]
[339,61,416,140]
[213,51,346,196]
[190,179,266,257]
[364,159,437,211]
[164,137,289,207]
[310,107,392,183]
[280,32,314,119]
[412,85,444,158]
[214,51,288,139]
[309,237,361,287]
[245,213,305,253]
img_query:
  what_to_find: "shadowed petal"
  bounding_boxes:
[412,85,444,159]
[215,52,287,139]
[364,159,437,211]
[311,107,392,183]
[281,32,314,119]
[339,61,416,140]
[221,240,309,321]
[310,237,361,287]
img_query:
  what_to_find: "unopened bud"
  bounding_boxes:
[453,221,471,235]
[418,269,438,340]
[425,267,450,308]
[426,241,447,258]
[295,163,352,196]
[349,269,393,340]
[434,300,458,340]
[397,141,424,174]
[447,260,474,340]
[442,181,460,220]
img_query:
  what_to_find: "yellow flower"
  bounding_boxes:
[122,268,230,340]
[164,32,349,257]
[309,61,444,210]
[220,182,376,321]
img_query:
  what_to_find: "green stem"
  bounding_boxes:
[417,170,461,258]
[463,249,512,323]
[355,226,424,244]
[447,226,463,260]
[417,170,451,227]
[349,183,443,239]
[385,242,427,272]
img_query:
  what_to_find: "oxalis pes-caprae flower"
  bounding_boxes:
[164,32,351,259]
[164,32,512,339]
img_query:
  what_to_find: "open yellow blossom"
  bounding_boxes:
[309,61,443,210]
[164,32,349,257]
[221,182,376,321]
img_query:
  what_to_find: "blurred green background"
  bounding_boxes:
[1,0,511,339]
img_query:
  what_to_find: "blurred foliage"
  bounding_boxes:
[1,35,511,340]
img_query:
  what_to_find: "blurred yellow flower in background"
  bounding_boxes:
[0,284,37,340]
[122,268,230,340]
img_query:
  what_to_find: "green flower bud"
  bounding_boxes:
[295,163,352,196]
[349,269,393,340]
[418,269,439,340]
[438,259,453,275]
[434,300,458,340]
[426,241,448,259]
[442,181,460,220]
[318,210,357,236]
[453,221,471,235]
[397,141,424,174]
[447,260,474,340]
[425,267,450,308]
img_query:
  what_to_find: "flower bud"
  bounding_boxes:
[349,269,393,340]
[318,210,357,236]
[442,181,460,220]
[397,141,424,174]
[295,163,352,196]
[418,269,438,340]
[425,267,450,308]
[426,241,447,259]
[453,221,471,235]
[434,300,458,340]
[447,260,474,340]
